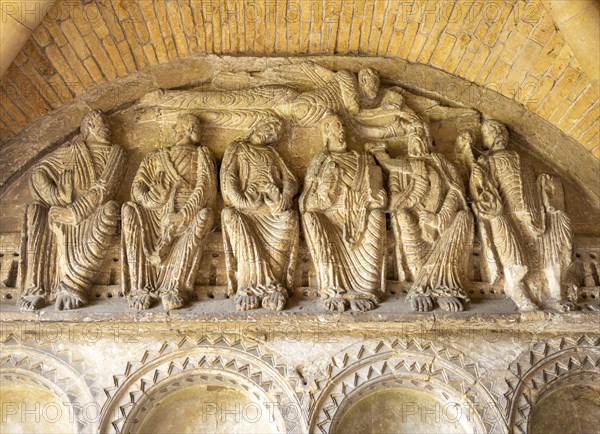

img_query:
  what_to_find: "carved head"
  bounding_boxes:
[80,110,110,143]
[358,68,380,100]
[407,121,433,157]
[173,114,202,144]
[321,114,347,153]
[482,120,509,151]
[248,116,284,145]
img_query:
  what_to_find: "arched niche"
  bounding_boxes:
[503,336,600,434]
[0,343,98,433]
[331,381,483,434]
[309,340,505,434]
[528,372,600,434]
[125,371,284,434]
[99,342,307,434]
[0,371,78,434]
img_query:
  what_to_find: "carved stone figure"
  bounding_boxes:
[538,174,577,311]
[121,114,216,310]
[368,121,474,312]
[220,117,299,311]
[300,115,387,312]
[460,121,542,311]
[349,83,424,141]
[138,62,418,140]
[18,110,126,311]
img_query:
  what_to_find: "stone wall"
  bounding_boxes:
[0,11,599,434]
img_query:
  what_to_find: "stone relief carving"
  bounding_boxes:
[18,110,126,311]
[121,114,216,310]
[460,120,577,312]
[460,121,537,311]
[1,62,593,315]
[368,120,474,313]
[220,116,299,311]
[0,339,98,433]
[308,339,506,434]
[501,335,600,434]
[538,173,577,311]
[138,62,417,141]
[100,336,307,434]
[300,115,387,312]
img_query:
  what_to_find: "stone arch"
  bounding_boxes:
[99,337,308,433]
[0,343,97,433]
[503,335,600,434]
[527,371,600,434]
[122,368,285,433]
[308,339,507,434]
[329,377,485,434]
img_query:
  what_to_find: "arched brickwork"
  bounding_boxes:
[0,0,598,157]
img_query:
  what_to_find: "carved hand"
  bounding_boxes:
[244,184,262,209]
[365,142,387,159]
[139,89,164,105]
[418,209,438,229]
[369,190,387,210]
[456,131,475,159]
[148,172,171,206]
[263,183,282,210]
[49,205,76,226]
[161,212,185,240]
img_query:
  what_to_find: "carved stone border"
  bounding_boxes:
[99,336,308,433]
[328,376,488,433]
[124,368,287,433]
[307,339,507,434]
[503,335,600,434]
[0,338,97,433]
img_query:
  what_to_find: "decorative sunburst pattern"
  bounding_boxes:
[99,335,307,433]
[501,335,600,434]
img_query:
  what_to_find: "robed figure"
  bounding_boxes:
[221,117,299,311]
[122,115,216,310]
[301,115,387,312]
[19,110,126,310]
[369,122,474,312]
[461,120,576,312]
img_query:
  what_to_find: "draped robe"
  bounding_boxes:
[383,153,474,302]
[21,139,126,304]
[121,144,216,297]
[141,71,361,126]
[220,141,299,298]
[301,150,387,302]
[471,149,540,283]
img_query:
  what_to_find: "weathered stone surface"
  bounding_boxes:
[0,58,598,434]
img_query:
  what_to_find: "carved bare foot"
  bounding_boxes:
[161,292,184,310]
[236,294,261,311]
[55,293,85,311]
[438,297,464,312]
[19,295,47,311]
[19,287,47,310]
[262,291,287,311]
[128,289,154,310]
[55,283,86,311]
[324,297,348,312]
[411,295,433,312]
[350,298,376,312]
[546,299,578,312]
